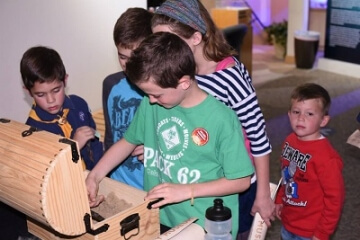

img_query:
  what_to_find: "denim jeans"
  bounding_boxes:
[281,226,311,240]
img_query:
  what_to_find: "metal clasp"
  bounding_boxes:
[120,213,140,240]
[21,126,38,137]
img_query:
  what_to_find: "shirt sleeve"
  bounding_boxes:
[218,113,254,179]
[227,63,272,157]
[123,97,148,145]
[314,151,344,239]
[102,75,114,151]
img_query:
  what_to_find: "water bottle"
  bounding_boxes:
[204,198,232,240]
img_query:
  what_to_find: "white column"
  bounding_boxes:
[285,0,309,63]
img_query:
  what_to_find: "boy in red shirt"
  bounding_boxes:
[275,83,344,240]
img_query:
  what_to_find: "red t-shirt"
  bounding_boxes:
[275,132,344,240]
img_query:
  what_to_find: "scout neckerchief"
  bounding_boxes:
[28,104,73,138]
[28,101,88,170]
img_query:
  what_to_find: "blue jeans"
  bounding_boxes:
[238,181,257,233]
[281,226,311,240]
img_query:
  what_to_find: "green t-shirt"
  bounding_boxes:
[124,94,254,238]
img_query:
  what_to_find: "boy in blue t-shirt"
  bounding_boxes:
[102,8,153,189]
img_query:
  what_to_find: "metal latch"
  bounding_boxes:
[83,213,109,235]
[21,126,39,137]
[120,213,140,240]
[0,118,10,123]
[59,138,80,163]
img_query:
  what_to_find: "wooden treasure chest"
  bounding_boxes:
[0,119,159,239]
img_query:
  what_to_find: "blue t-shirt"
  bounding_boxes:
[102,72,144,189]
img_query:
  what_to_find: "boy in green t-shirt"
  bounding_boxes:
[86,32,254,239]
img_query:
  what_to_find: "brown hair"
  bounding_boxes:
[20,46,66,90]
[113,8,153,49]
[125,32,196,88]
[290,83,331,115]
[152,0,235,61]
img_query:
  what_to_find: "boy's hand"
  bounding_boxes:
[73,126,96,149]
[131,145,144,162]
[145,183,191,208]
[85,172,104,207]
[275,204,283,220]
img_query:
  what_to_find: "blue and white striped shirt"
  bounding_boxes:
[196,57,272,157]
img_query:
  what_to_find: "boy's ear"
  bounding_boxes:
[178,76,191,90]
[320,115,330,127]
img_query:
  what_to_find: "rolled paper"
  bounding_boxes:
[248,179,282,240]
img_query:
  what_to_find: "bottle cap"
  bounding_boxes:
[205,198,231,221]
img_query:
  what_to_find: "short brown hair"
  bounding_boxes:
[20,46,66,90]
[113,8,153,49]
[125,32,196,88]
[290,83,331,115]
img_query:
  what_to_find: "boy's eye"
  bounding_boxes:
[118,54,129,60]
[53,87,60,93]
[292,110,300,114]
[305,112,314,117]
[35,93,44,97]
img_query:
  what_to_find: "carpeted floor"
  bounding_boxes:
[251,48,360,239]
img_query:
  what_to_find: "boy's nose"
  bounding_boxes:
[46,94,55,103]
[297,113,305,121]
[148,96,157,104]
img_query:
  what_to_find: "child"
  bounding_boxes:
[102,8,153,189]
[152,1,274,238]
[275,83,344,240]
[21,46,103,170]
[86,32,254,239]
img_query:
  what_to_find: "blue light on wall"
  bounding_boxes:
[311,0,327,8]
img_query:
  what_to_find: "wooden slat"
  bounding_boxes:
[0,120,89,235]
[92,109,105,142]
[29,173,160,240]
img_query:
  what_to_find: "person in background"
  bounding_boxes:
[275,83,344,240]
[102,8,153,190]
[151,1,274,238]
[86,32,254,239]
[21,46,103,170]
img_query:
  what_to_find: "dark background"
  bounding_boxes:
[147,0,165,8]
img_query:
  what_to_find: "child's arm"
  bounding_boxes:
[314,155,344,239]
[86,138,136,207]
[274,182,284,221]
[274,204,283,220]
[131,145,145,162]
[145,176,251,208]
[251,153,275,226]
